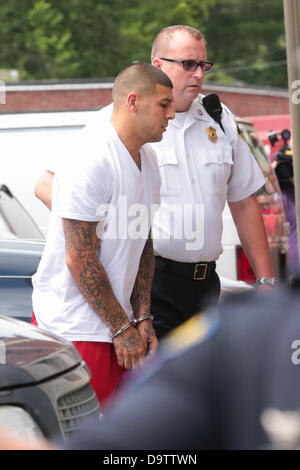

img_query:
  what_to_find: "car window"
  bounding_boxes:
[0,213,17,238]
[0,185,44,240]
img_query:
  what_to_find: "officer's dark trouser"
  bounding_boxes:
[151,262,221,340]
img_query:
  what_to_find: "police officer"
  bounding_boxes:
[150,25,275,338]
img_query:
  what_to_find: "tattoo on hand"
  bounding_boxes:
[115,331,141,353]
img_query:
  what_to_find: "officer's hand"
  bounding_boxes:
[136,320,158,359]
[113,326,146,370]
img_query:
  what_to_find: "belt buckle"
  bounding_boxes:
[193,263,208,280]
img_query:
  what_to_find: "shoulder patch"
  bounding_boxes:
[235,121,247,143]
[161,310,220,358]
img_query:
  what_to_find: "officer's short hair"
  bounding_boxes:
[151,25,205,61]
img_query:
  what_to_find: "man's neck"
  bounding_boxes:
[173,93,196,113]
[111,115,142,170]
[126,146,141,170]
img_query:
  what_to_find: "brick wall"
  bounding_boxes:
[1,87,113,112]
[0,80,290,116]
[210,90,290,117]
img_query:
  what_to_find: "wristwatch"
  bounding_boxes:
[256,277,277,287]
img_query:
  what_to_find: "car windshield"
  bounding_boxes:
[0,185,44,240]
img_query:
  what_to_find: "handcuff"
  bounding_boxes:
[256,277,277,287]
[112,314,154,340]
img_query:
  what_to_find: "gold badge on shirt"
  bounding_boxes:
[206,126,218,143]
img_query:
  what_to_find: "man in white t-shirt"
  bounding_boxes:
[32,63,175,407]
[35,25,274,342]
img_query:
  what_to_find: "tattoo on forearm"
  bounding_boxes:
[131,235,155,318]
[63,218,128,332]
[142,322,156,337]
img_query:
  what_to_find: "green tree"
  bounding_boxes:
[118,0,214,65]
[0,0,215,79]
[0,0,123,79]
[204,0,287,87]
[0,0,288,87]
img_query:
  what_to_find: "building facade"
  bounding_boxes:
[0,79,290,117]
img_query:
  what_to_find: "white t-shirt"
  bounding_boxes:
[44,97,265,264]
[150,95,266,262]
[32,122,161,342]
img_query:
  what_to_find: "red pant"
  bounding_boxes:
[31,313,125,409]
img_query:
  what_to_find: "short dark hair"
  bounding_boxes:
[112,62,173,105]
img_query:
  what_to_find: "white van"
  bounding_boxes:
[0,109,98,235]
[0,110,289,282]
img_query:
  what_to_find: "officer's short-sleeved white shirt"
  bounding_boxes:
[32,122,161,342]
[150,94,265,262]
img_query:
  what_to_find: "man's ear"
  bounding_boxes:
[127,92,138,113]
[152,58,161,68]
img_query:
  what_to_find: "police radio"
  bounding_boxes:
[202,93,225,133]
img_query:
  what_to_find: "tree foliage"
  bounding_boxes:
[204,0,287,87]
[117,0,214,65]
[0,0,124,79]
[0,0,287,87]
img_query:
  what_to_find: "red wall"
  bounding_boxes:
[1,88,113,112]
[0,82,289,116]
[213,90,290,117]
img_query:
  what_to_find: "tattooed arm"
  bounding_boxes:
[130,232,158,356]
[62,218,146,369]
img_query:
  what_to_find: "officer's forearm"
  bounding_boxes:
[34,170,54,210]
[229,195,274,278]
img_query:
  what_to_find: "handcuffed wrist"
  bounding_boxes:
[135,314,154,325]
[112,321,135,340]
[112,314,154,340]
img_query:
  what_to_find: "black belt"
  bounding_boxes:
[155,256,216,281]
